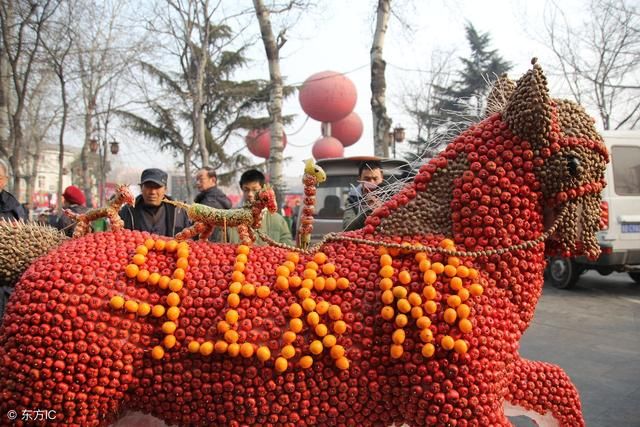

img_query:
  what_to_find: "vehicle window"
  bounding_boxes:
[315,176,355,219]
[611,146,640,196]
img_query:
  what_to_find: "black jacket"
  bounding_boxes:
[119,195,190,238]
[0,190,27,222]
[194,186,232,209]
[55,204,89,237]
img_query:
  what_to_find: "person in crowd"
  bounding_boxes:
[54,185,89,237]
[119,168,189,237]
[194,166,232,241]
[228,169,294,246]
[342,160,384,231]
[0,160,27,222]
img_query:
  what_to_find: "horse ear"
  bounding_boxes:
[503,58,553,147]
[485,73,515,116]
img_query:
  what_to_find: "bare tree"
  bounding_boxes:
[544,0,640,130]
[370,0,392,157]
[0,0,59,198]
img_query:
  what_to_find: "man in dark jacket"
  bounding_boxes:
[0,160,27,222]
[342,160,384,231]
[194,166,231,241]
[54,185,89,237]
[119,168,189,237]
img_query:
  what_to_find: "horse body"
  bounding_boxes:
[0,62,606,426]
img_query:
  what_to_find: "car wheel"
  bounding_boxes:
[628,272,640,284]
[548,257,581,289]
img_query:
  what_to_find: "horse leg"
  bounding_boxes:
[108,211,125,232]
[504,357,584,427]
[198,224,214,241]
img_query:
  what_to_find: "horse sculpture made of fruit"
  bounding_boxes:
[0,61,608,427]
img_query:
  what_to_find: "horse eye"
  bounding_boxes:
[567,156,580,176]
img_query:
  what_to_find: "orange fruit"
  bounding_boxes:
[176,257,189,270]
[321,263,336,275]
[392,286,408,299]
[302,298,316,312]
[423,270,437,285]
[162,321,177,335]
[424,300,438,314]
[303,269,317,280]
[408,292,422,306]
[151,305,165,318]
[447,257,461,268]
[166,306,180,321]
[313,277,325,291]
[392,329,405,344]
[313,252,328,265]
[419,259,432,272]
[315,301,329,315]
[282,331,297,344]
[217,321,231,333]
[454,339,468,354]
[415,252,428,262]
[176,248,189,260]
[166,292,180,307]
[450,277,463,291]
[199,341,214,356]
[288,303,303,318]
[456,265,469,278]
[301,279,314,290]
[153,239,166,251]
[315,324,328,337]
[256,286,270,298]
[411,306,424,319]
[274,357,288,373]
[135,245,148,256]
[256,346,271,361]
[324,277,337,291]
[225,310,239,324]
[336,277,349,289]
[237,245,250,255]
[227,293,240,307]
[231,271,245,283]
[241,284,255,296]
[416,316,432,329]
[309,340,323,355]
[381,306,394,320]
[390,344,404,359]
[458,288,470,302]
[187,341,200,353]
[330,345,345,359]
[165,240,178,252]
[468,268,479,279]
[397,299,411,314]
[381,290,394,305]
[169,279,183,292]
[379,254,393,266]
[456,303,470,319]
[335,357,349,370]
[125,264,139,279]
[283,261,296,272]
[322,334,337,348]
[172,268,185,281]
[423,285,437,300]
[299,355,313,369]
[289,318,303,333]
[157,275,171,289]
[439,238,455,249]
[443,308,457,324]
[147,272,161,286]
[447,295,461,308]
[163,334,176,349]
[240,342,254,358]
[144,238,155,249]
[431,262,445,274]
[285,252,299,263]
[333,320,347,334]
[469,283,484,296]
[379,265,394,278]
[398,270,412,285]
[296,287,310,298]
[281,344,295,359]
[441,335,455,350]
[306,312,320,327]
[214,340,228,354]
[443,265,457,277]
[151,346,164,360]
[137,302,151,317]
[229,282,242,294]
[420,328,433,342]
[305,261,319,271]
[328,305,342,320]
[235,254,248,264]
[276,265,290,277]
[379,277,393,291]
[124,300,139,313]
[110,295,125,310]
[224,329,239,343]
[395,314,408,328]
[421,343,435,358]
[275,276,289,290]
[459,318,473,334]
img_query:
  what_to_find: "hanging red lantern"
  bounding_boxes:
[312,136,344,160]
[299,71,357,123]
[245,129,288,159]
[329,112,363,147]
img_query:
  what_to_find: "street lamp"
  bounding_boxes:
[390,124,406,158]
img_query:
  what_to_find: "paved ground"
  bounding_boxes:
[510,271,640,427]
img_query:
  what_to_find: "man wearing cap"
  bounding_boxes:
[54,185,89,236]
[194,166,232,241]
[119,168,189,237]
[0,159,27,222]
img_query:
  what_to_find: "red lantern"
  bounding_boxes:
[299,71,357,123]
[312,136,344,160]
[329,112,363,147]
[245,129,288,159]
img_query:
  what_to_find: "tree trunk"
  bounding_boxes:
[253,0,285,209]
[57,75,68,214]
[370,0,392,158]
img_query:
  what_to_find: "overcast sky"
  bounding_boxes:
[115,0,591,183]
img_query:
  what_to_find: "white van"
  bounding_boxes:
[547,131,640,288]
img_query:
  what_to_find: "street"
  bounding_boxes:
[511,271,640,426]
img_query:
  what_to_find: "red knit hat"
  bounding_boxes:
[63,185,86,206]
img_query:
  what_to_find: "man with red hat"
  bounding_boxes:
[54,185,89,237]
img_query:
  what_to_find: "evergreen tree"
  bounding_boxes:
[435,23,512,129]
